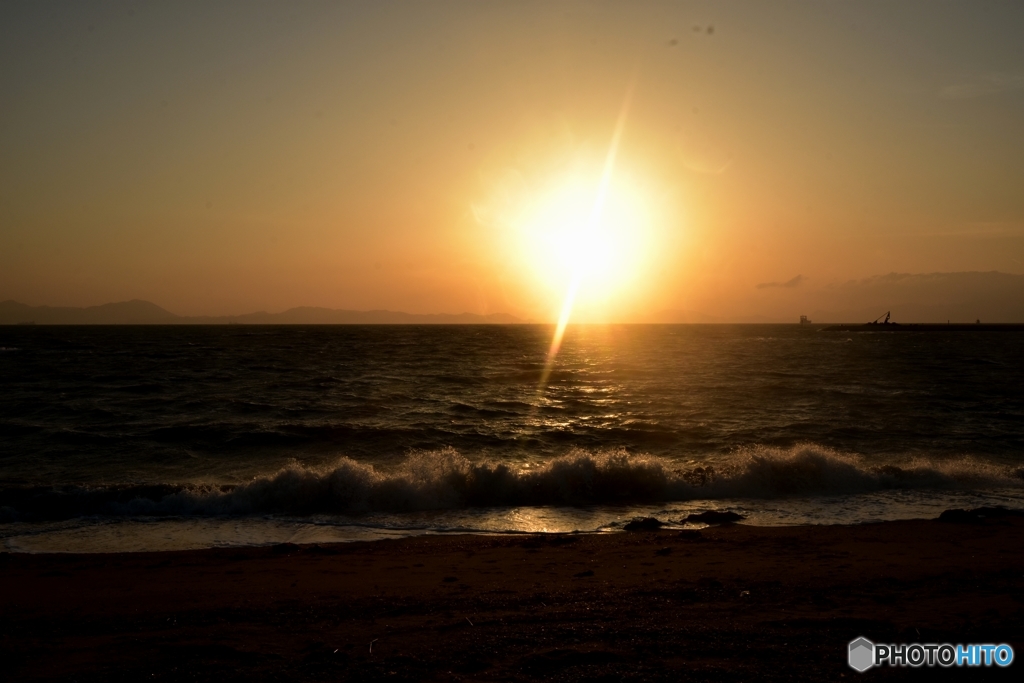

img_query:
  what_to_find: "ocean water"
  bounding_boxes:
[1,324,1022,552]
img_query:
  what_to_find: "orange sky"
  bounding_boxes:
[2,1,1022,321]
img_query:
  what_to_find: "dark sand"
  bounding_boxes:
[3,518,1024,681]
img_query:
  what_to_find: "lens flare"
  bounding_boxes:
[537,83,635,392]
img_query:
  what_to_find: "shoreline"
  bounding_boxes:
[4,515,1023,680]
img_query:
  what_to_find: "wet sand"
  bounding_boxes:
[3,517,1024,681]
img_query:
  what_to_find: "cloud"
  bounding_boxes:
[757,274,805,290]
[940,74,1024,100]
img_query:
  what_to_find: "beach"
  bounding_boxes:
[4,515,1023,681]
[5,1,1024,679]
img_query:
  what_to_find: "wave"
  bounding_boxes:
[2,444,1022,522]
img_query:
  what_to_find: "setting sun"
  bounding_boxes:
[515,169,656,306]
[473,152,673,325]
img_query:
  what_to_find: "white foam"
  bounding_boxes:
[113,444,1024,516]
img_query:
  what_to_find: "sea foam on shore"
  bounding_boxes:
[3,444,1021,524]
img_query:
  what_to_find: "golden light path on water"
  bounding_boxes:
[537,83,635,395]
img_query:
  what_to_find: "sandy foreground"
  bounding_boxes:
[2,517,1024,681]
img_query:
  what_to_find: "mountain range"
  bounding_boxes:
[0,300,524,325]
[3,271,1022,324]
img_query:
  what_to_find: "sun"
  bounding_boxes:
[471,139,679,387]
[517,172,651,304]
[471,96,677,328]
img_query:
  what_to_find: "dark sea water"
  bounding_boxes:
[2,324,1022,552]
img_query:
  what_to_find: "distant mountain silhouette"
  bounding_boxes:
[807,271,1024,323]
[210,307,524,325]
[732,270,1024,323]
[0,299,180,325]
[0,300,524,325]
[5,270,1022,324]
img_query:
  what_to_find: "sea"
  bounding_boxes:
[1,324,1022,553]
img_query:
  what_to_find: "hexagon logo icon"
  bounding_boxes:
[848,637,875,672]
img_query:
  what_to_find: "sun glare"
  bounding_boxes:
[516,172,653,306]
[473,158,667,331]
[472,86,677,334]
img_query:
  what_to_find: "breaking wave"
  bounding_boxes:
[3,444,1022,522]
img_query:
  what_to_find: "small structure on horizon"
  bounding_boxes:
[799,315,811,324]
[869,311,893,325]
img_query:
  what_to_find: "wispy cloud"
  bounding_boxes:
[757,274,805,290]
[940,74,1024,100]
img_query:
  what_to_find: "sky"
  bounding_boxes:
[2,1,1023,321]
